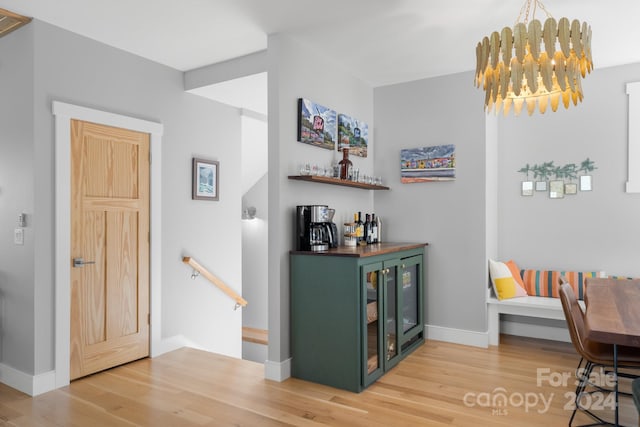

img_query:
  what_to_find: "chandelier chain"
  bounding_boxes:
[516,0,553,26]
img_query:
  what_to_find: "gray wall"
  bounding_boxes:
[268,34,375,364]
[373,63,640,338]
[373,71,488,333]
[498,63,640,277]
[0,26,36,374]
[0,20,244,377]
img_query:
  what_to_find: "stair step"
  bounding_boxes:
[242,327,268,345]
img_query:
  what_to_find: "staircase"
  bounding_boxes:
[242,327,268,345]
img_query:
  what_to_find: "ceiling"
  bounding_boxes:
[2,0,639,113]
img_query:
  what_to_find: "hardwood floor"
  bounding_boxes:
[1,335,638,426]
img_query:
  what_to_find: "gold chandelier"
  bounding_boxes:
[474,0,593,116]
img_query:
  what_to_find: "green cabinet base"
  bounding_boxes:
[290,243,426,392]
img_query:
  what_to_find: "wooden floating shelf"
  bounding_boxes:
[288,175,389,190]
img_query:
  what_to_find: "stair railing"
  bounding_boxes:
[182,256,248,310]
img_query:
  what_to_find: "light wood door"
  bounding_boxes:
[70,119,150,380]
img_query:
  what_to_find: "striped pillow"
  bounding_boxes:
[520,270,604,300]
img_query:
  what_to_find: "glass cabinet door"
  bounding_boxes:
[383,261,401,369]
[362,254,423,386]
[399,255,424,352]
[361,262,383,387]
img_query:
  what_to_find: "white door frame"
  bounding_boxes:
[53,101,163,389]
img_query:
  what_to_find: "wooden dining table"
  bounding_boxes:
[584,278,640,427]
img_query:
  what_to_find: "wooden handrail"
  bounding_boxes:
[182,256,248,309]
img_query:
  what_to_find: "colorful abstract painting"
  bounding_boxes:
[400,144,456,183]
[338,113,368,157]
[297,98,337,150]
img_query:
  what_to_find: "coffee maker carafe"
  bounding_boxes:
[296,205,338,251]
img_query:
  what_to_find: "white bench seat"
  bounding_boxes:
[487,289,585,345]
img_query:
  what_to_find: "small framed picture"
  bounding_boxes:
[549,180,564,199]
[521,181,534,196]
[535,181,547,192]
[565,183,578,195]
[192,158,219,201]
[580,175,592,191]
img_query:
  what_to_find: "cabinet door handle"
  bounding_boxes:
[402,264,406,269]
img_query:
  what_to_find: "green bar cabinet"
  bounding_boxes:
[290,242,427,392]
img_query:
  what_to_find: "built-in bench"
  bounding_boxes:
[487,288,585,345]
[487,266,601,346]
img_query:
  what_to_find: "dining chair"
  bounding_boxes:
[632,378,640,427]
[559,281,640,426]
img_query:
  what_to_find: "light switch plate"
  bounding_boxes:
[14,228,24,245]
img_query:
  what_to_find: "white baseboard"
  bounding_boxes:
[501,320,570,343]
[0,363,56,396]
[33,371,56,396]
[425,324,489,348]
[151,334,201,358]
[426,320,570,350]
[265,358,291,382]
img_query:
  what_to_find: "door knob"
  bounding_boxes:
[73,257,96,268]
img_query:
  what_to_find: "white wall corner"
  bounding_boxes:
[32,371,56,396]
[151,335,193,358]
[264,358,291,382]
[425,324,489,348]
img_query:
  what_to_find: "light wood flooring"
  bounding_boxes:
[0,335,638,426]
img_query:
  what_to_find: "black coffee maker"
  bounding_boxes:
[296,205,338,251]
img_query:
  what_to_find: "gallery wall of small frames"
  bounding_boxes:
[519,158,596,198]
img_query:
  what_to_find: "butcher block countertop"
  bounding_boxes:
[290,242,428,258]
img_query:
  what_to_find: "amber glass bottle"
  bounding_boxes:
[338,147,352,180]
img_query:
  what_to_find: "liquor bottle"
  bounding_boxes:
[338,147,352,180]
[356,211,364,243]
[353,213,361,241]
[364,214,372,244]
[376,215,382,243]
[371,213,378,243]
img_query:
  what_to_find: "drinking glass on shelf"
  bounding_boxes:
[300,163,311,175]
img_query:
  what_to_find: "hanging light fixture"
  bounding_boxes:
[474,0,593,116]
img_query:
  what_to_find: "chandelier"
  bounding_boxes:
[474,0,593,116]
